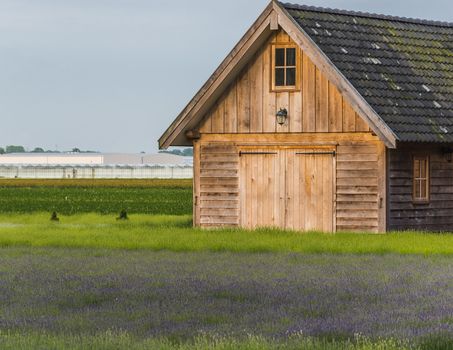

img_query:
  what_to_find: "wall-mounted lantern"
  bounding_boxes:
[276,108,288,125]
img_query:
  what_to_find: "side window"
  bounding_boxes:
[413,156,429,203]
[271,45,300,91]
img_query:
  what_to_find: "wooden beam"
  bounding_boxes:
[193,140,201,227]
[200,132,380,144]
[270,11,279,31]
[377,141,387,233]
[185,129,201,140]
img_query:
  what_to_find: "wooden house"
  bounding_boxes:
[159,1,453,233]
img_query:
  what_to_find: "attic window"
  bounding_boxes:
[413,156,429,203]
[271,44,300,91]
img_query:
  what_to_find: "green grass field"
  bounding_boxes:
[0,213,452,255]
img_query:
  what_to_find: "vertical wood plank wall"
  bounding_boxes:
[200,30,370,135]
[195,135,385,232]
[240,149,283,229]
[286,149,335,232]
[388,144,453,231]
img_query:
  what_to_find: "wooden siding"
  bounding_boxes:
[200,30,370,135]
[198,142,240,227]
[194,134,384,232]
[336,143,381,233]
[388,144,453,231]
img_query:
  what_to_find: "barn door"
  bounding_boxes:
[285,149,334,232]
[239,149,284,229]
[240,148,335,232]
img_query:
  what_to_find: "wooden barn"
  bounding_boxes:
[159,1,453,233]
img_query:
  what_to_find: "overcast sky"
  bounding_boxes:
[1,0,452,153]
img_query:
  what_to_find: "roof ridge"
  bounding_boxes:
[280,2,453,29]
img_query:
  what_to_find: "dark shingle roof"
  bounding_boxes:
[282,2,453,143]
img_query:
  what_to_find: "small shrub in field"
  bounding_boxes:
[117,210,129,220]
[50,212,59,222]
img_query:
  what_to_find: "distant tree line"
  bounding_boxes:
[159,148,193,157]
[0,146,98,154]
[0,145,26,154]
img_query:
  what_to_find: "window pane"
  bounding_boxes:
[415,179,421,198]
[420,159,426,178]
[420,180,427,198]
[286,68,296,86]
[275,68,285,86]
[414,159,420,178]
[286,48,296,66]
[275,48,285,66]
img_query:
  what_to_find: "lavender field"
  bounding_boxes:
[0,247,452,347]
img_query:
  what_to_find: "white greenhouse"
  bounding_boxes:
[0,153,193,179]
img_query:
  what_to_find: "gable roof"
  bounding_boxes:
[159,1,453,149]
[283,2,453,143]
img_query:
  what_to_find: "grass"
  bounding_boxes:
[0,179,192,215]
[0,332,420,350]
[0,213,452,255]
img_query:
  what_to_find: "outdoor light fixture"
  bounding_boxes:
[276,108,288,125]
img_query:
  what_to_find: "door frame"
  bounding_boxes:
[238,145,337,232]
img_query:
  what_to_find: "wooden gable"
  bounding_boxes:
[199,30,370,134]
[159,1,397,149]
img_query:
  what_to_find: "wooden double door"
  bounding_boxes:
[239,147,335,232]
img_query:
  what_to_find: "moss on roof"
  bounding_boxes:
[282,2,453,142]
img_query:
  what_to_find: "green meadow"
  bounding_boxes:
[0,213,452,255]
